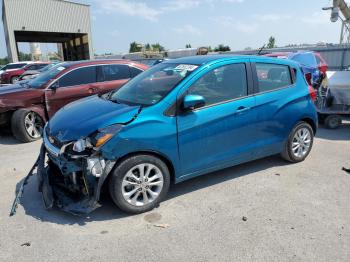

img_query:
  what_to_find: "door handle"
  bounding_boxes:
[88,88,97,94]
[235,106,250,114]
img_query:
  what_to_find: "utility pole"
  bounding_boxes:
[323,0,350,44]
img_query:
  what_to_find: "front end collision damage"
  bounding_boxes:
[10,115,143,216]
[10,143,116,216]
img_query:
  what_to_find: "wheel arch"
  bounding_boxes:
[108,150,176,184]
[300,117,317,135]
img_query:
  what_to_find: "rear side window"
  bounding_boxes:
[130,66,143,77]
[98,65,130,82]
[59,66,97,87]
[255,63,292,93]
[188,63,248,107]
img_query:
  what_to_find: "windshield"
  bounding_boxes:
[27,64,68,88]
[110,63,199,106]
[38,63,60,73]
[289,53,317,68]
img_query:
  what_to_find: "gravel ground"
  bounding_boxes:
[0,125,349,262]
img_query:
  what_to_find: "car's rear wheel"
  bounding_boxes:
[11,76,19,84]
[109,154,170,214]
[324,115,342,129]
[281,121,314,163]
[11,109,44,142]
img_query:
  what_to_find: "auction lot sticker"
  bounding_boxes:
[175,64,198,71]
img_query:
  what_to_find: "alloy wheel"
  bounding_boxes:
[24,112,43,139]
[291,127,312,158]
[121,163,164,207]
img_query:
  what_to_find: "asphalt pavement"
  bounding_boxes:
[0,125,349,262]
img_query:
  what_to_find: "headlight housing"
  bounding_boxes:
[72,124,123,153]
[93,124,123,148]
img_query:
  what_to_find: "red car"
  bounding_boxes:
[0,62,51,84]
[0,60,148,142]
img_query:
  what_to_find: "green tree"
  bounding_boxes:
[267,36,276,49]
[151,43,165,52]
[185,44,192,48]
[0,56,9,65]
[129,41,142,53]
[214,44,231,52]
[18,52,32,61]
[145,43,151,51]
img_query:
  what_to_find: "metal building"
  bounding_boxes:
[2,0,93,62]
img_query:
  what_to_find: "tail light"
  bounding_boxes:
[308,85,317,102]
[305,73,312,85]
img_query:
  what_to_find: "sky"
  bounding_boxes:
[0,0,343,57]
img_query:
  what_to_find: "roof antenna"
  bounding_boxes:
[257,44,266,55]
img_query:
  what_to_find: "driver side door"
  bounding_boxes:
[45,66,98,118]
[176,61,257,177]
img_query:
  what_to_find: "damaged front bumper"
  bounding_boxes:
[10,138,115,216]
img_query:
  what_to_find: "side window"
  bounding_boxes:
[37,64,48,70]
[130,66,143,77]
[59,66,96,88]
[255,63,292,93]
[99,65,130,82]
[187,63,248,107]
[26,65,38,70]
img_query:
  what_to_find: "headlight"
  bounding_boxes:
[72,139,88,153]
[93,124,123,148]
[72,124,123,153]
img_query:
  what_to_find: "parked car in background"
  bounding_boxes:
[0,62,51,84]
[0,61,32,79]
[0,60,148,142]
[19,62,61,81]
[38,55,317,215]
[264,51,328,89]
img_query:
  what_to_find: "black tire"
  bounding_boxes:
[281,121,314,163]
[109,154,170,214]
[11,76,19,84]
[11,109,43,143]
[324,115,342,129]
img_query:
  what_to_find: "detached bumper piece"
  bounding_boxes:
[10,144,115,216]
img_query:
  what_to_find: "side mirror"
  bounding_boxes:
[50,81,59,90]
[182,94,205,111]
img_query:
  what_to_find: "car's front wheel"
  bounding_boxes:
[11,76,19,84]
[11,109,44,143]
[281,121,314,163]
[109,154,170,214]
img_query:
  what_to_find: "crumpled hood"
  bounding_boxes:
[47,95,140,142]
[0,83,28,96]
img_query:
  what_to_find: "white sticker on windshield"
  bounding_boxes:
[174,64,198,71]
[57,66,65,71]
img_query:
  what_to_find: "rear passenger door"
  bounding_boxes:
[251,61,297,157]
[95,64,135,94]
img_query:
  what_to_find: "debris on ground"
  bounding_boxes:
[275,173,281,176]
[242,216,248,221]
[153,223,170,229]
[21,242,31,247]
[100,231,108,234]
[342,167,350,174]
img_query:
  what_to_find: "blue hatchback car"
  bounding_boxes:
[32,55,317,214]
